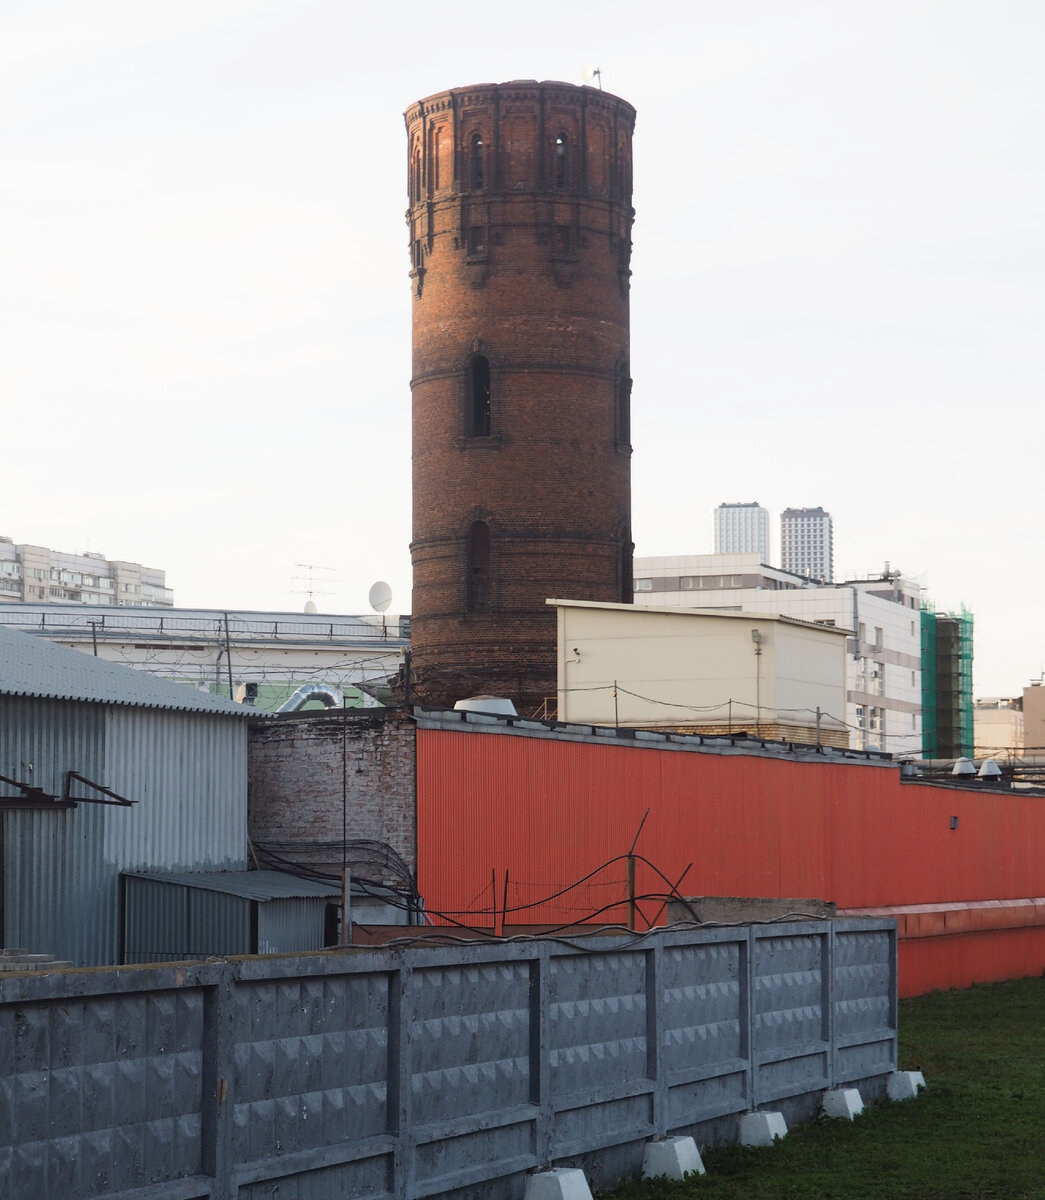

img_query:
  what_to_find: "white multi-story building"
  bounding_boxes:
[633,553,923,754]
[0,537,172,607]
[780,507,833,582]
[714,502,770,561]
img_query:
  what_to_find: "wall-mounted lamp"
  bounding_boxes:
[950,815,959,830]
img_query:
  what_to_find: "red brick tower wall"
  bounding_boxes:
[404,80,636,713]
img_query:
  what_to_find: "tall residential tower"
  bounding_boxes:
[714,502,769,561]
[780,507,833,582]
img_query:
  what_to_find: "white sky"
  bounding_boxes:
[2,0,1043,696]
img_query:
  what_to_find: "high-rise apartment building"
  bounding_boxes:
[714,502,769,560]
[780,507,833,582]
[0,537,172,607]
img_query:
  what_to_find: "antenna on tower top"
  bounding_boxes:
[582,65,603,89]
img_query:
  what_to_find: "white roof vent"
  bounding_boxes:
[453,695,519,717]
[978,758,1003,778]
[951,757,977,776]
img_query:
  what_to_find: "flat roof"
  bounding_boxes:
[547,598,852,636]
[123,869,340,901]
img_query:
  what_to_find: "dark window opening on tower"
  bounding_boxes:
[467,353,491,437]
[618,519,633,604]
[466,521,491,613]
[615,360,631,450]
[468,226,486,255]
[555,134,567,188]
[411,149,422,202]
[471,135,484,190]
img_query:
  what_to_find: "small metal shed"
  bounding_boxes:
[1,624,257,966]
[120,869,343,963]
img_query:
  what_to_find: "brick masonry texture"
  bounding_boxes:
[405,81,637,713]
[248,711,416,878]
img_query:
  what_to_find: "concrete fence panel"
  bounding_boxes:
[0,920,896,1199]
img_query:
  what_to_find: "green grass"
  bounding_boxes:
[602,976,1045,1200]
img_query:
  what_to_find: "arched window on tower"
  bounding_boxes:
[411,147,422,203]
[554,134,568,188]
[615,135,630,199]
[470,134,484,190]
[466,353,491,437]
[614,358,631,451]
[617,519,633,604]
[466,521,491,613]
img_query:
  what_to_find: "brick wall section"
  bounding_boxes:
[247,710,416,878]
[405,81,637,712]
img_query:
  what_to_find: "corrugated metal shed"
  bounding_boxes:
[2,629,252,965]
[0,624,254,715]
[121,870,341,962]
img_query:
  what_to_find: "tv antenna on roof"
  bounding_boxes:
[582,65,603,90]
[292,562,337,614]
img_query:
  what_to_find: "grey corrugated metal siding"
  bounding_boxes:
[102,706,246,872]
[122,879,330,962]
[1,696,247,966]
[257,897,331,954]
[122,876,253,962]
[2,696,106,964]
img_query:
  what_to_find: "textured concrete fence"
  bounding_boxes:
[0,920,896,1199]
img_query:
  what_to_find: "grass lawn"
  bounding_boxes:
[602,976,1045,1200]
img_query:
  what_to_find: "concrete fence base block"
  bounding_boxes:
[822,1087,865,1120]
[642,1136,706,1179]
[739,1111,788,1147]
[887,1070,927,1101]
[523,1168,593,1200]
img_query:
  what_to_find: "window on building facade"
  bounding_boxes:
[467,226,486,255]
[617,519,632,604]
[554,134,568,188]
[411,148,422,203]
[466,521,491,613]
[634,578,653,591]
[614,358,631,451]
[470,134,484,190]
[466,353,491,437]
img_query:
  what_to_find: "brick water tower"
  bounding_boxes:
[405,80,636,712]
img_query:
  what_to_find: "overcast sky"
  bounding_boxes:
[3,1,1043,696]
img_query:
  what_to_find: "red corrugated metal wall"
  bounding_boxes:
[416,729,1045,994]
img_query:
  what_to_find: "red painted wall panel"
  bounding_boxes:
[417,728,1045,991]
[898,928,1045,997]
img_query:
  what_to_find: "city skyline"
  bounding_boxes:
[3,1,1043,696]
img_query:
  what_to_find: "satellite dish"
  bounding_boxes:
[369,581,392,613]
